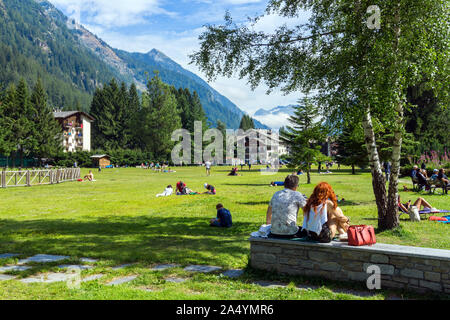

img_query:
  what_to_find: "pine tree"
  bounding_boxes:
[9,79,37,167]
[0,85,15,164]
[136,74,182,159]
[126,83,141,149]
[30,78,62,165]
[335,124,368,174]
[239,114,255,131]
[280,99,328,184]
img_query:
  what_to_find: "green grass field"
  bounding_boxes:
[0,166,448,300]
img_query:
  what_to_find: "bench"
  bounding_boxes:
[249,237,450,294]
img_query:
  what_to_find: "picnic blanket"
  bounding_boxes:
[429,215,450,224]
[420,209,450,214]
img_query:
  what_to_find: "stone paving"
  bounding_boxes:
[0,265,32,273]
[20,273,78,283]
[150,264,179,271]
[18,254,69,264]
[0,253,392,297]
[0,274,16,281]
[165,277,187,283]
[58,265,93,270]
[106,275,138,286]
[184,265,222,273]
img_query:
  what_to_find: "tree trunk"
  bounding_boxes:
[384,103,403,230]
[362,109,387,229]
[307,163,311,184]
[352,164,355,175]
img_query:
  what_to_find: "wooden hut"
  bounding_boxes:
[91,155,111,168]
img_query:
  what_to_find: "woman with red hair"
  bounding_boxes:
[302,182,348,243]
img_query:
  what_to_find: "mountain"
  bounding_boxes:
[253,105,297,129]
[0,0,123,110]
[0,0,269,129]
[114,49,269,129]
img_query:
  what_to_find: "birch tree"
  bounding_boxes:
[191,0,449,230]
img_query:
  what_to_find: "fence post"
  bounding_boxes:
[1,169,5,188]
[26,171,31,187]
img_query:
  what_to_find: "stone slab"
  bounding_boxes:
[253,281,287,288]
[0,253,20,259]
[18,254,70,264]
[150,264,180,271]
[0,265,32,273]
[249,237,450,261]
[0,274,16,281]
[165,277,187,283]
[80,258,98,263]
[106,275,138,286]
[222,269,245,278]
[20,273,78,283]
[184,265,222,273]
[58,265,93,270]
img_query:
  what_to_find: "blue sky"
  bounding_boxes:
[48,0,309,116]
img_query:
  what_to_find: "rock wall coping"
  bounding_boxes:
[249,237,450,295]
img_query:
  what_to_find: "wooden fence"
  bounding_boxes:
[0,168,81,188]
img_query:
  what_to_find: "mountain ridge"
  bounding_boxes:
[31,0,269,129]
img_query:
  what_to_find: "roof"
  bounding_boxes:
[91,155,110,159]
[53,111,95,121]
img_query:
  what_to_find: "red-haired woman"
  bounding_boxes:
[302,182,349,243]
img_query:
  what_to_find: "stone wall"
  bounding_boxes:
[249,237,450,294]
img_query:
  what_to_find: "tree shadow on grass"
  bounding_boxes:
[0,216,255,268]
[237,201,269,206]
[223,183,269,187]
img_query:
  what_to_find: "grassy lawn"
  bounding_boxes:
[0,166,448,300]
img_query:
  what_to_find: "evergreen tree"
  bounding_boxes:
[126,83,141,149]
[239,114,255,131]
[281,99,328,184]
[135,73,182,158]
[0,86,15,163]
[335,124,368,174]
[30,78,62,165]
[8,79,37,167]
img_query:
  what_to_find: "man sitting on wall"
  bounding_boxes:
[266,175,307,239]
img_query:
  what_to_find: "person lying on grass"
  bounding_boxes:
[203,183,216,195]
[270,181,284,187]
[156,185,173,197]
[302,182,349,243]
[266,175,307,239]
[210,203,232,228]
[398,195,436,213]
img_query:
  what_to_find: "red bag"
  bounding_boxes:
[347,225,376,246]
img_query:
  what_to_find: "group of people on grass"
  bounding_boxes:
[156,181,216,197]
[411,165,449,194]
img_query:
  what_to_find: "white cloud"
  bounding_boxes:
[49,0,174,27]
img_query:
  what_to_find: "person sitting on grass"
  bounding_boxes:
[270,181,284,187]
[204,183,216,195]
[84,170,94,181]
[156,185,173,197]
[266,175,307,239]
[210,203,232,228]
[302,182,346,243]
[228,167,240,176]
[397,195,435,213]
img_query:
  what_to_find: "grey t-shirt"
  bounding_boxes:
[269,188,307,235]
